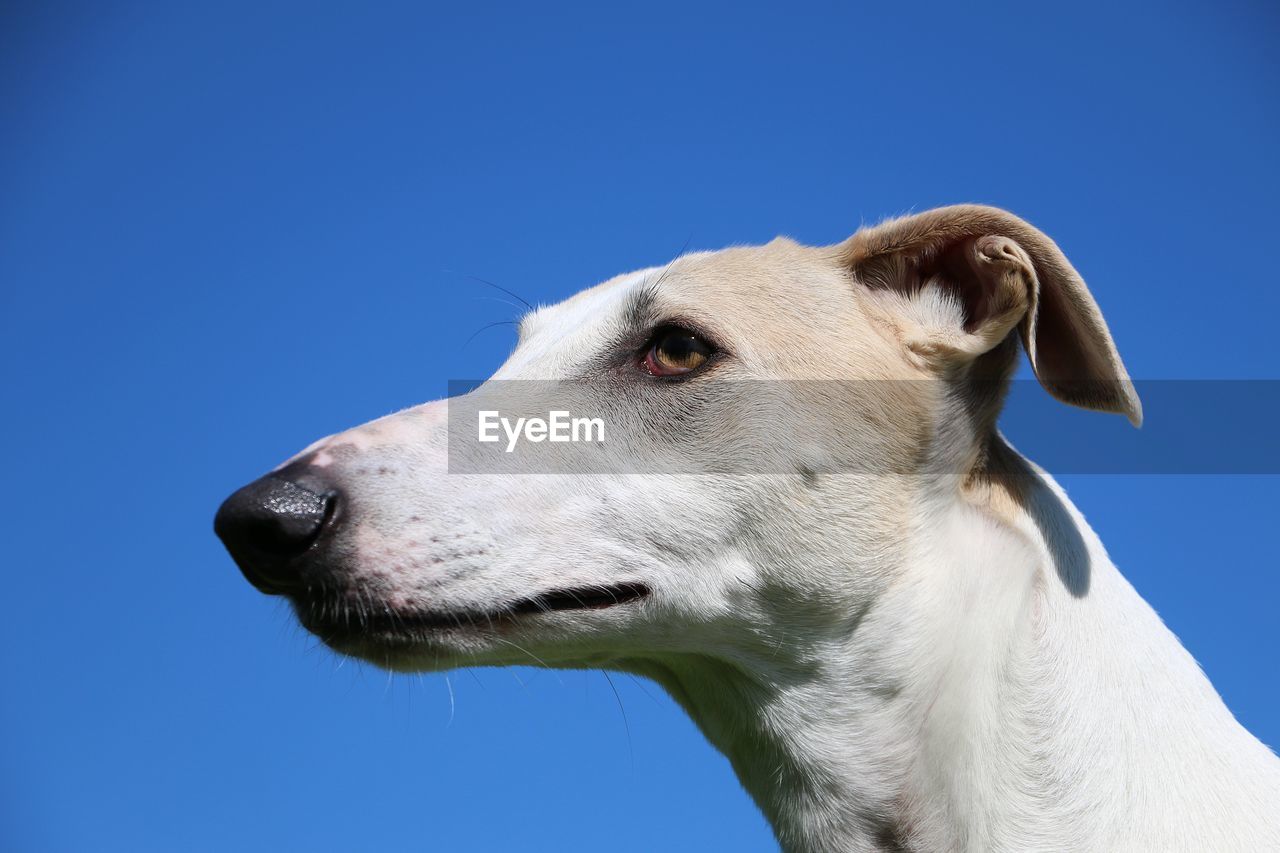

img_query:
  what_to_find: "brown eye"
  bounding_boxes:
[643,327,714,376]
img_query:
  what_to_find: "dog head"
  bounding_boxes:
[215,205,1138,673]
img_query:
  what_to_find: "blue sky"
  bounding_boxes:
[2,2,1277,850]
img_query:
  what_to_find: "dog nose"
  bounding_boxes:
[214,471,340,594]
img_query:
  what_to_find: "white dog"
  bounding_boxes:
[216,205,1280,852]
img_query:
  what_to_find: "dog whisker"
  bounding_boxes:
[602,671,634,771]
[462,319,520,350]
[467,275,534,313]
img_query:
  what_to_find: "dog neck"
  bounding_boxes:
[627,446,1279,852]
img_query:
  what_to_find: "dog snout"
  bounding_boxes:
[214,466,342,594]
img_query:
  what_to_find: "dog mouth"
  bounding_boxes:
[298,581,651,644]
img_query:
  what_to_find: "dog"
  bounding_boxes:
[216,205,1280,852]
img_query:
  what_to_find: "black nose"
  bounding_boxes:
[214,470,340,594]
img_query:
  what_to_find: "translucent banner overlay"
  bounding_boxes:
[445,380,1280,475]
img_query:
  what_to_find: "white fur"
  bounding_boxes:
[283,223,1280,852]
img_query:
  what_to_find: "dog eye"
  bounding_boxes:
[643,326,714,376]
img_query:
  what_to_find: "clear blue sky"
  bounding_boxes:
[2,2,1277,850]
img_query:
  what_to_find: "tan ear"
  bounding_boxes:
[841,204,1142,426]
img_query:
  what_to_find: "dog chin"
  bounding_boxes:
[316,630,483,672]
[293,580,654,671]
[293,602,511,671]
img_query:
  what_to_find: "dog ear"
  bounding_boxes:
[841,204,1142,426]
